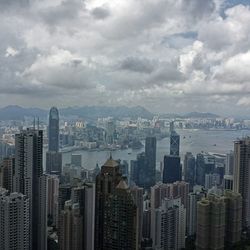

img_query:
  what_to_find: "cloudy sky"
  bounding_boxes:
[0,0,250,115]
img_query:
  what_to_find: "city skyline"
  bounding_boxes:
[0,0,250,116]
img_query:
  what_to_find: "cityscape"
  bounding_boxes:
[1,0,250,250]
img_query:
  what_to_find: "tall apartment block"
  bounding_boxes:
[0,188,30,250]
[13,129,47,250]
[233,137,250,228]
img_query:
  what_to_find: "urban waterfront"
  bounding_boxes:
[61,129,250,169]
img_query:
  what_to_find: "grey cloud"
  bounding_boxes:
[91,6,111,20]
[119,57,156,74]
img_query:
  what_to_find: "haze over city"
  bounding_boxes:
[0,0,250,115]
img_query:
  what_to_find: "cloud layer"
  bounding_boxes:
[0,0,250,115]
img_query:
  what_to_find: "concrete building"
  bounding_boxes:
[196,194,226,250]
[0,188,30,250]
[196,191,242,249]
[184,152,195,190]
[47,175,59,227]
[13,129,47,250]
[163,155,181,184]
[0,156,14,192]
[233,137,250,228]
[46,151,62,175]
[154,197,186,250]
[59,201,83,250]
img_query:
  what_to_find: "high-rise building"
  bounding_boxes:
[94,156,123,249]
[46,151,62,175]
[196,153,215,186]
[145,137,156,189]
[0,156,14,192]
[225,151,234,175]
[187,189,206,237]
[13,129,47,250]
[105,179,138,249]
[131,186,144,248]
[233,137,250,228]
[205,173,220,190]
[223,175,233,190]
[184,152,195,189]
[154,197,186,250]
[59,201,83,250]
[196,192,242,250]
[0,188,30,250]
[224,190,242,247]
[170,131,180,156]
[163,155,181,184]
[48,107,59,152]
[196,194,225,250]
[47,107,62,175]
[150,181,189,247]
[47,175,59,227]
[71,154,82,168]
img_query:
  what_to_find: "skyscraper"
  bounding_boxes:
[94,156,123,249]
[47,107,62,175]
[196,194,225,250]
[170,131,180,156]
[95,157,138,250]
[163,155,181,184]
[59,201,83,250]
[196,192,242,249]
[105,179,138,249]
[48,107,59,152]
[184,152,195,189]
[196,152,215,186]
[0,156,14,192]
[0,188,30,250]
[145,136,156,189]
[13,129,47,250]
[154,197,186,250]
[233,137,250,228]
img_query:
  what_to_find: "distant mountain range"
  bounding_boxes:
[0,105,220,120]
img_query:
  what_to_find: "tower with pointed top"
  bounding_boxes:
[94,157,138,250]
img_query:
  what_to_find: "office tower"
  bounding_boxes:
[94,156,123,249]
[119,160,129,178]
[47,107,62,175]
[71,154,82,168]
[205,173,220,190]
[132,152,147,188]
[145,136,156,189]
[154,197,186,250]
[163,155,181,184]
[196,152,215,186]
[224,190,242,247]
[0,188,30,250]
[184,152,195,189]
[187,190,206,237]
[223,175,233,190]
[48,107,59,152]
[0,156,14,192]
[105,179,138,249]
[170,131,180,156]
[46,151,62,175]
[130,159,138,185]
[58,183,72,215]
[172,181,189,208]
[13,129,47,250]
[83,183,95,250]
[131,186,144,248]
[233,137,250,228]
[47,175,59,227]
[142,199,151,240]
[105,119,115,145]
[59,201,83,250]
[225,151,234,175]
[196,194,226,250]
